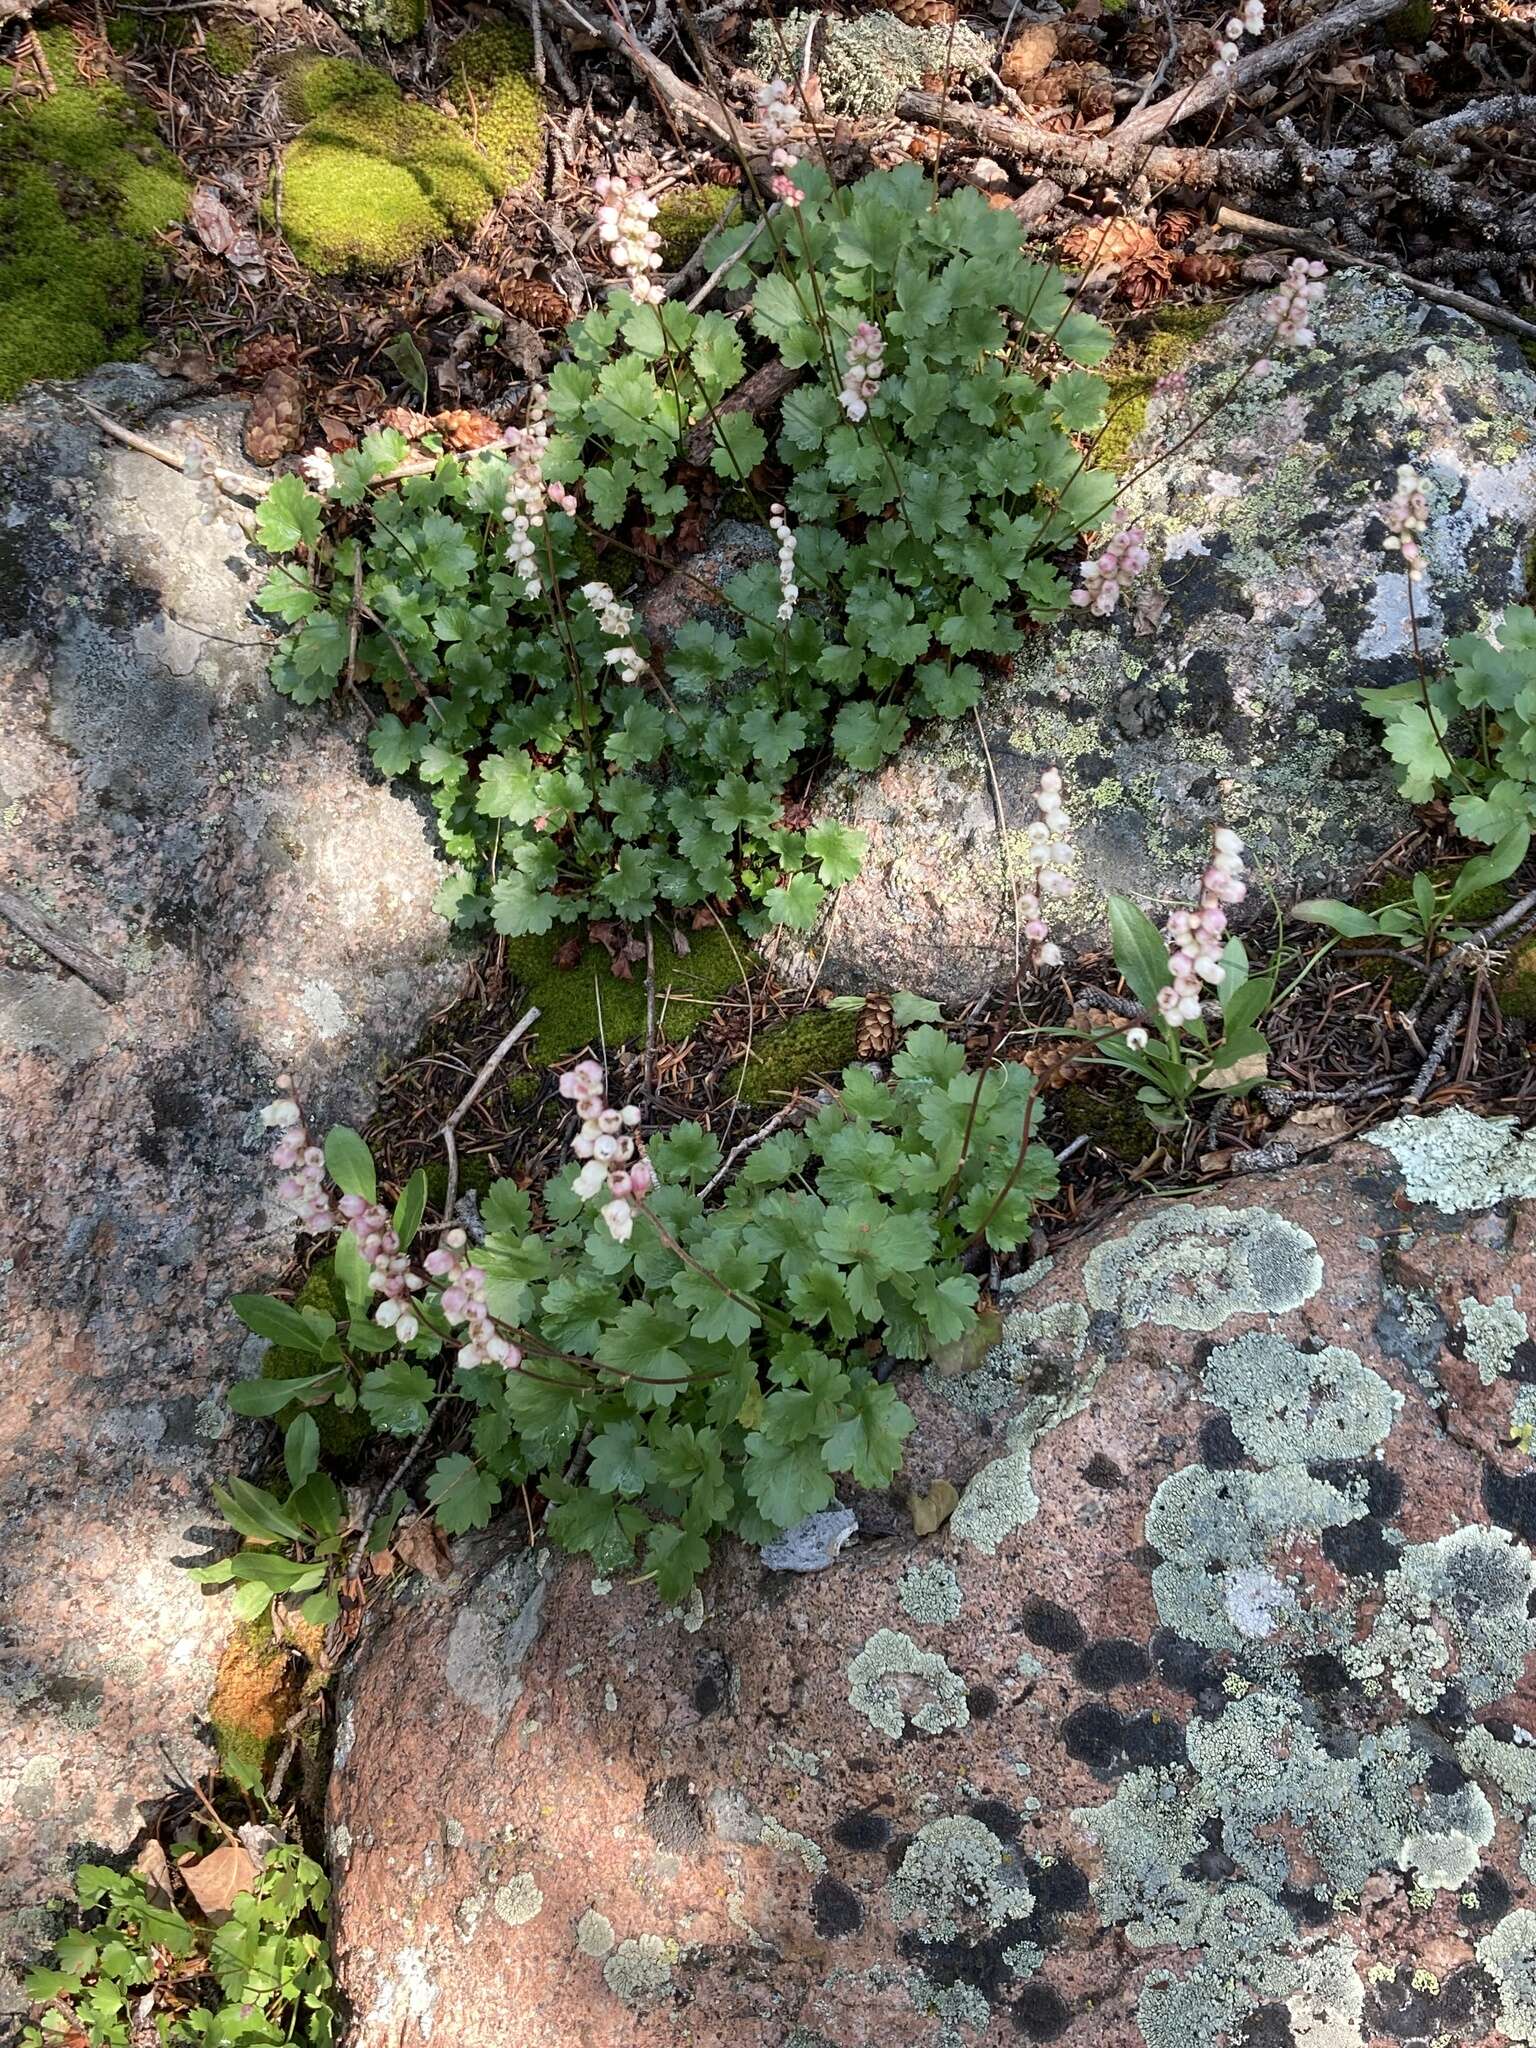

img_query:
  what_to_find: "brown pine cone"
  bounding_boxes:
[1171,23,1218,86]
[855,994,897,1061]
[696,157,743,187]
[998,22,1057,86]
[433,407,503,451]
[234,332,299,381]
[887,0,958,23]
[1053,24,1102,62]
[1175,250,1240,285]
[500,277,574,329]
[1058,214,1163,272]
[1021,1038,1091,1090]
[1014,60,1115,120]
[1156,207,1201,248]
[1122,20,1167,76]
[377,405,434,440]
[243,366,306,466]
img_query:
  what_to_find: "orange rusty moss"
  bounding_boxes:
[208,1620,304,1778]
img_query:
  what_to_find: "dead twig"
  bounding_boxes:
[440,1005,540,1221]
[1404,1001,1465,1107]
[0,884,126,1003]
[1215,208,1536,343]
[697,1101,799,1201]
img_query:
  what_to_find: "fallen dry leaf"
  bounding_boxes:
[180,1841,258,1922]
[190,182,238,257]
[132,1838,174,1909]
[1204,1047,1269,1090]
[929,1307,1003,1378]
[396,1515,455,1582]
[911,1479,960,1536]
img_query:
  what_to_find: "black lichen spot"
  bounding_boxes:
[692,1647,730,1717]
[1081,1451,1125,1489]
[1485,1463,1536,1543]
[1013,1982,1070,2040]
[1460,1867,1511,1925]
[1061,1701,1125,1769]
[1280,1883,1333,1928]
[1239,2007,1296,2047]
[1022,1597,1087,1655]
[1151,1629,1218,1696]
[642,1775,705,1854]
[1186,1814,1238,1883]
[1424,1751,1469,1795]
[810,1874,863,1938]
[1297,1651,1350,1699]
[1027,1855,1089,1922]
[1199,1413,1248,1469]
[1321,1515,1400,1580]
[969,1799,1022,1843]
[1366,1962,1495,2041]
[967,1684,999,1721]
[899,1917,1035,2005]
[1122,1710,1187,1769]
[832,1808,890,1853]
[1313,1457,1403,1519]
[1072,1638,1150,1692]
[1508,1340,1536,1384]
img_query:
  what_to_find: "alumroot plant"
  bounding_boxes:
[223,1030,1057,1600]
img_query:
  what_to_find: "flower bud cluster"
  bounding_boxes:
[502,387,564,602]
[560,1058,654,1245]
[753,79,804,203]
[1070,517,1150,618]
[1382,464,1429,579]
[1157,826,1247,1026]
[424,1229,521,1369]
[1022,769,1073,969]
[580,581,646,685]
[300,449,337,495]
[769,503,799,623]
[262,1081,334,1234]
[1216,0,1263,66]
[594,174,664,304]
[838,323,886,422]
[338,1192,426,1342]
[1262,258,1326,348]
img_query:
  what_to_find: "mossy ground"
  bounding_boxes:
[505,923,751,1089]
[202,20,256,77]
[1500,936,1536,1024]
[207,1618,305,1779]
[723,1006,861,1108]
[1096,302,1227,478]
[0,29,188,399]
[1057,1078,1154,1163]
[274,37,540,277]
[653,181,737,270]
[1348,868,1514,1006]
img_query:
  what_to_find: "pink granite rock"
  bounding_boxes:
[327,1115,1536,2047]
[0,367,462,1997]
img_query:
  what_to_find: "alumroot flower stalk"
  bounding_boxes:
[1022,768,1073,970]
[769,503,799,623]
[559,1058,653,1244]
[1070,516,1150,618]
[593,173,663,303]
[838,323,886,422]
[1157,826,1248,1026]
[502,386,557,602]
[580,580,646,686]
[1262,258,1326,349]
[1382,464,1429,579]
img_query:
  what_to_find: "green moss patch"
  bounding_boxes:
[1096,301,1226,478]
[653,181,737,270]
[506,923,750,1079]
[273,40,540,277]
[1058,1079,1153,1163]
[445,25,542,189]
[259,1259,371,1468]
[202,19,257,76]
[723,1006,861,1109]
[0,29,189,399]
[1501,937,1536,1026]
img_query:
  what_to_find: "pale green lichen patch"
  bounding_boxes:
[1460,1722,1536,1808]
[760,1817,826,1875]
[1202,1332,1401,1464]
[886,1817,1034,1942]
[1348,1523,1536,1710]
[898,1558,963,1625]
[574,1907,614,1957]
[492,1874,543,1927]
[1369,1107,1536,1213]
[1397,1780,1495,1892]
[1479,1908,1536,2042]
[1460,1292,1530,1382]
[752,9,991,116]
[846,1627,969,1739]
[602,1932,674,2006]
[1083,1205,1323,1331]
[952,1443,1039,1557]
